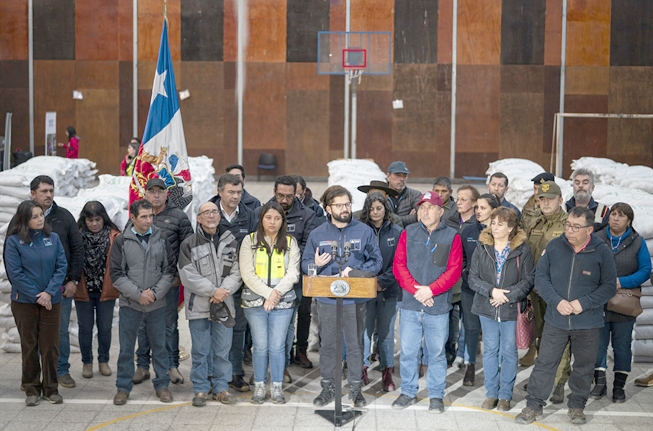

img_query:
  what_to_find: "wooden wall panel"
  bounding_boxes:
[435,91,452,154]
[0,0,28,60]
[0,60,28,89]
[394,0,438,64]
[563,95,608,177]
[223,0,237,61]
[391,150,448,178]
[0,88,29,151]
[329,75,344,153]
[34,0,75,60]
[500,93,547,165]
[243,63,286,149]
[455,152,499,177]
[542,65,560,153]
[455,65,501,152]
[243,149,286,179]
[139,0,181,61]
[286,90,329,176]
[221,88,238,171]
[437,0,453,64]
[285,63,329,91]
[181,0,223,61]
[33,61,76,156]
[544,0,562,65]
[286,0,330,63]
[356,91,393,168]
[179,61,224,151]
[565,66,609,95]
[243,0,287,63]
[501,0,546,65]
[76,61,119,89]
[76,1,119,60]
[392,64,438,152]
[118,0,133,61]
[610,0,653,66]
[118,61,133,147]
[566,0,610,66]
[351,0,394,32]
[501,65,544,93]
[76,89,120,174]
[457,0,502,65]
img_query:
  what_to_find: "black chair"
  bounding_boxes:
[257,153,277,181]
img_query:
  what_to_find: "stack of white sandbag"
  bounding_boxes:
[485,158,572,208]
[0,223,19,353]
[327,159,387,212]
[633,277,653,363]
[10,156,97,197]
[0,171,31,226]
[187,156,216,222]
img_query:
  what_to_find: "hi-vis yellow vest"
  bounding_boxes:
[241,234,296,308]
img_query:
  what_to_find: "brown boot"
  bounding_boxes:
[519,346,538,367]
[294,348,313,368]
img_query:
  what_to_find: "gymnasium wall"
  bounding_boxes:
[1,0,651,178]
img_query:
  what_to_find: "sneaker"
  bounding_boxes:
[271,382,285,404]
[192,392,207,407]
[382,367,395,392]
[251,382,267,404]
[25,395,40,406]
[169,368,184,384]
[283,368,292,384]
[113,390,129,405]
[497,399,511,411]
[98,362,112,376]
[481,397,498,410]
[514,407,543,424]
[295,348,313,368]
[58,374,76,388]
[428,398,445,414]
[179,345,190,361]
[229,374,250,392]
[392,394,417,410]
[82,363,93,378]
[519,346,537,367]
[349,385,366,408]
[156,388,173,403]
[313,380,336,407]
[213,390,236,404]
[43,393,63,404]
[452,356,464,369]
[549,383,565,404]
[568,408,586,425]
[463,363,475,386]
[634,372,653,387]
[132,368,150,384]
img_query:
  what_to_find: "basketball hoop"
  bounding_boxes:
[342,48,366,84]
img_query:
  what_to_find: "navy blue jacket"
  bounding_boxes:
[460,221,486,293]
[210,196,258,245]
[368,220,403,299]
[5,231,67,304]
[535,234,617,330]
[241,189,261,211]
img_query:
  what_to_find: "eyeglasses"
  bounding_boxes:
[330,202,352,210]
[199,210,220,217]
[275,193,295,202]
[564,222,591,232]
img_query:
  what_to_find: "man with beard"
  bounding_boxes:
[565,169,609,232]
[302,185,383,408]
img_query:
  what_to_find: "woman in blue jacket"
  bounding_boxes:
[359,191,403,392]
[4,200,67,406]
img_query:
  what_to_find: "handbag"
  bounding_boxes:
[515,255,537,349]
[607,287,643,317]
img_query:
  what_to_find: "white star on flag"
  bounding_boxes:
[151,70,168,103]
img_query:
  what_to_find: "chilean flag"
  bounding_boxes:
[129,20,192,209]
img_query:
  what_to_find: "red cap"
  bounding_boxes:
[416,191,443,208]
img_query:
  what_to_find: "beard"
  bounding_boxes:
[574,189,590,202]
[332,212,351,224]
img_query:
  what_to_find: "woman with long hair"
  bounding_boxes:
[469,207,535,411]
[4,200,67,406]
[591,202,651,402]
[75,201,121,378]
[120,139,140,176]
[239,202,300,404]
[58,126,79,159]
[359,191,403,391]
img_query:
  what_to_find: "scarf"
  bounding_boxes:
[81,226,111,293]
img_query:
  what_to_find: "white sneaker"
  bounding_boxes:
[251,382,266,404]
[271,382,285,404]
[453,356,464,369]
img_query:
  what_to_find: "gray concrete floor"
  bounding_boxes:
[2,182,653,431]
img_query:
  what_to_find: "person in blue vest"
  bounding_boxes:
[302,185,383,408]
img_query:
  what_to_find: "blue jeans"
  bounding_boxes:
[363,294,397,369]
[75,293,115,364]
[244,307,294,384]
[135,286,180,371]
[116,306,170,393]
[228,291,247,376]
[595,320,635,373]
[480,316,518,400]
[285,305,297,368]
[188,318,233,394]
[399,309,448,399]
[57,296,72,376]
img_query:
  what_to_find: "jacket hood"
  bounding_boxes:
[478,227,527,250]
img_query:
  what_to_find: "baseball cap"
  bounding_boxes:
[537,181,562,198]
[416,191,443,207]
[209,302,236,328]
[531,172,555,184]
[388,161,410,175]
[145,178,167,191]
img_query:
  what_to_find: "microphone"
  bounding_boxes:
[331,241,339,260]
[344,241,351,261]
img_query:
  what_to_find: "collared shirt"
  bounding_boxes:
[131,226,153,247]
[44,203,54,218]
[573,235,592,254]
[220,202,239,223]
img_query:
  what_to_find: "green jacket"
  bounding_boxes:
[520,194,540,232]
[525,209,568,266]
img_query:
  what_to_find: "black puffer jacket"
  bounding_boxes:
[369,220,403,299]
[47,201,84,284]
[469,228,535,321]
[209,196,258,245]
[152,201,194,278]
[460,220,486,294]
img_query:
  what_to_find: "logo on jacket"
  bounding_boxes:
[387,237,395,247]
[350,239,361,251]
[43,238,52,246]
[583,270,592,276]
[287,224,295,232]
[164,218,171,224]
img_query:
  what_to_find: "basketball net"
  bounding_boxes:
[346,69,364,85]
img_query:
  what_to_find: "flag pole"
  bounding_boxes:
[163,0,168,22]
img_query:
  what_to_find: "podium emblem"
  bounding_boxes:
[330,280,350,297]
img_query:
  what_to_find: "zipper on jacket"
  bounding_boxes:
[567,253,576,330]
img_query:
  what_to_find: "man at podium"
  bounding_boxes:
[302,186,383,409]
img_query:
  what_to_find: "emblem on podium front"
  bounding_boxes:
[330,280,350,297]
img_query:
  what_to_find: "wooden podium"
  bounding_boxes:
[303,275,377,427]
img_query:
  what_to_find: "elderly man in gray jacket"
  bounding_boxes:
[110,199,175,406]
[178,201,242,407]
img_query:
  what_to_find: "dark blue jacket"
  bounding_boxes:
[368,220,403,299]
[565,197,609,232]
[460,221,486,293]
[501,198,522,220]
[241,189,261,211]
[5,231,67,304]
[535,234,617,330]
[302,218,383,304]
[257,197,317,254]
[210,196,258,245]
